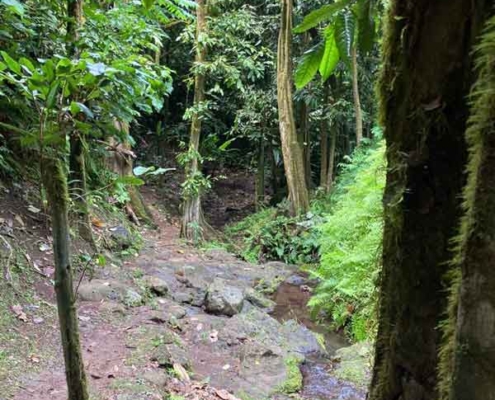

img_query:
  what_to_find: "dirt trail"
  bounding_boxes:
[3,198,368,400]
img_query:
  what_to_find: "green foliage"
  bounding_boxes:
[309,141,385,341]
[293,0,353,33]
[295,43,324,89]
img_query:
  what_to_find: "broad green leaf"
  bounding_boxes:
[295,42,324,89]
[142,0,153,9]
[115,176,145,186]
[19,57,35,72]
[1,0,24,15]
[319,27,340,81]
[0,51,21,75]
[294,0,353,33]
[96,254,106,267]
[46,82,60,109]
[335,12,355,66]
[356,0,375,53]
[0,61,6,72]
[70,101,94,119]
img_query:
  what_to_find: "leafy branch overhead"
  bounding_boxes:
[294,0,377,89]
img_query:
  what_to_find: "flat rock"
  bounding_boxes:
[78,280,142,306]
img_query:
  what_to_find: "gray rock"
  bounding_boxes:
[151,343,191,369]
[244,288,276,311]
[285,274,307,286]
[142,276,169,296]
[173,291,193,304]
[109,225,133,250]
[78,280,142,307]
[281,319,325,355]
[205,278,245,316]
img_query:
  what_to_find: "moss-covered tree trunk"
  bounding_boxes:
[369,2,491,400]
[67,0,95,247]
[351,47,363,147]
[180,0,214,240]
[255,136,265,211]
[42,157,89,400]
[445,15,495,400]
[277,0,309,216]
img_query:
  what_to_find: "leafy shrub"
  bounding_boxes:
[309,141,386,341]
[226,204,321,265]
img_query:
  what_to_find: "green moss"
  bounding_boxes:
[278,356,303,394]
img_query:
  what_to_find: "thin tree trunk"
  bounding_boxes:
[299,99,311,189]
[320,82,330,189]
[319,118,328,189]
[42,157,89,400]
[351,47,363,147]
[67,0,95,247]
[269,141,279,201]
[180,0,214,240]
[255,136,265,210]
[446,16,495,400]
[369,2,491,400]
[325,122,337,193]
[277,0,309,216]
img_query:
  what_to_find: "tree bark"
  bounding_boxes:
[351,46,363,147]
[180,0,214,240]
[326,122,337,193]
[369,2,491,400]
[255,136,265,210]
[299,99,312,189]
[67,0,95,247]
[447,15,495,400]
[42,157,89,400]
[319,118,328,189]
[277,0,309,216]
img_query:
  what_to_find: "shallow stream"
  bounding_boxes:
[271,278,367,400]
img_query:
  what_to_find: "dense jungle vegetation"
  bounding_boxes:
[1,0,495,399]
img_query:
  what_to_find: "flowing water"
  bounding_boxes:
[271,278,367,400]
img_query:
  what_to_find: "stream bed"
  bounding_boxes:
[271,278,368,400]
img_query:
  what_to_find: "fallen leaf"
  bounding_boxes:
[196,323,203,331]
[29,354,40,363]
[39,243,51,252]
[78,316,91,322]
[27,205,41,214]
[42,266,55,277]
[91,217,105,228]
[33,317,44,324]
[173,363,190,382]
[14,214,24,227]
[215,389,236,400]
[222,364,231,371]
[209,330,218,343]
[12,305,28,322]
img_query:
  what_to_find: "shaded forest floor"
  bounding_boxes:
[0,180,370,400]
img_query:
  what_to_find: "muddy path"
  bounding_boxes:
[3,201,369,400]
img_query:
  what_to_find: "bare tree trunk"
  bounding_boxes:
[369,2,491,400]
[255,136,265,210]
[325,122,337,193]
[320,83,330,189]
[299,99,312,189]
[67,0,95,247]
[351,47,363,147]
[180,0,214,240]
[277,0,309,216]
[42,157,89,400]
[446,15,495,400]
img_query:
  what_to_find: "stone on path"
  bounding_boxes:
[205,278,245,317]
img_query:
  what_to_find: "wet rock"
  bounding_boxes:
[244,288,276,311]
[333,341,373,389]
[281,320,325,355]
[285,274,307,286]
[78,280,142,306]
[142,276,169,296]
[205,278,245,317]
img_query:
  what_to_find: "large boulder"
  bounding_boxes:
[205,278,245,316]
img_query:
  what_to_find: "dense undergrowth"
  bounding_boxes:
[226,139,386,341]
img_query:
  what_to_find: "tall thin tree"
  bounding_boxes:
[180,0,214,239]
[277,0,309,216]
